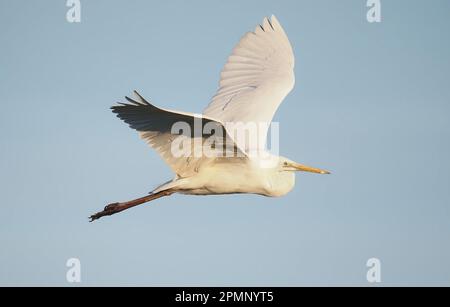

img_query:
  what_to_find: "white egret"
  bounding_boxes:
[90,15,329,221]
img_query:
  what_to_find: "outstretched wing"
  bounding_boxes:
[112,91,245,177]
[203,15,295,152]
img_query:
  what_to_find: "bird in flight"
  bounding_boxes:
[90,15,329,222]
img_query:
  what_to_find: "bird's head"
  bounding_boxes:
[279,157,330,174]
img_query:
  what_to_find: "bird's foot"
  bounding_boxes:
[89,202,122,222]
[89,190,174,222]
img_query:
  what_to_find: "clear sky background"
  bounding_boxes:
[1,0,449,286]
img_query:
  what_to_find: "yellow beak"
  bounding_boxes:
[293,163,330,174]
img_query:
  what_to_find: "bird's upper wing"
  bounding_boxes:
[203,15,295,152]
[112,91,246,177]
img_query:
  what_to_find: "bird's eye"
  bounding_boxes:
[284,162,288,166]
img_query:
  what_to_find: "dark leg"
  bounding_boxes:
[89,190,174,222]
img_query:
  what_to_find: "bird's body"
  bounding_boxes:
[90,15,329,221]
[156,154,295,197]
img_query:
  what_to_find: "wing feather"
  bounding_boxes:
[112,91,245,177]
[203,15,295,152]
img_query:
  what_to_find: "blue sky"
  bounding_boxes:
[1,0,449,286]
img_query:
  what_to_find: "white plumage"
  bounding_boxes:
[90,16,329,221]
[204,15,295,152]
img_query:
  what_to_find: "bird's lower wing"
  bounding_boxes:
[111,91,246,177]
